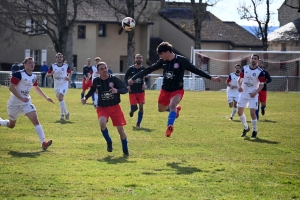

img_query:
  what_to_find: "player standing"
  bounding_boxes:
[81,58,93,100]
[237,55,266,138]
[124,54,148,128]
[47,52,72,120]
[256,59,272,119]
[128,42,220,137]
[0,57,53,150]
[225,64,241,120]
[82,62,129,155]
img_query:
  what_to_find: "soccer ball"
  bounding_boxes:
[122,17,135,32]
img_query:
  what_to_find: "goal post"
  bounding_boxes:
[190,48,300,92]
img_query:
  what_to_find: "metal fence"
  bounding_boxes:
[0,71,299,92]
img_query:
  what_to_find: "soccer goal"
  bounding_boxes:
[190,48,300,92]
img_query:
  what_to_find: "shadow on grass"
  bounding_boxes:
[98,155,137,164]
[53,120,74,124]
[8,150,41,158]
[260,119,277,123]
[131,126,154,132]
[244,137,279,144]
[166,162,202,174]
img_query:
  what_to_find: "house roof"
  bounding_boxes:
[268,17,300,42]
[159,8,263,48]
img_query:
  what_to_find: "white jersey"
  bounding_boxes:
[91,65,100,80]
[8,70,37,106]
[240,65,265,98]
[50,63,71,89]
[226,72,239,97]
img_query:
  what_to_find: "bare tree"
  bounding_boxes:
[190,0,220,49]
[237,0,272,51]
[284,0,300,12]
[0,0,87,64]
[100,0,157,69]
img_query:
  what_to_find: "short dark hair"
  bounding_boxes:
[156,42,173,54]
[251,54,259,60]
[97,62,107,70]
[235,64,241,67]
[259,59,264,64]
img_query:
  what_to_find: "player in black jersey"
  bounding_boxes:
[124,54,148,128]
[128,42,220,137]
[81,58,93,100]
[82,62,130,155]
[256,59,272,120]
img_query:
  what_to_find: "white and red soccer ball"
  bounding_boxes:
[122,17,136,32]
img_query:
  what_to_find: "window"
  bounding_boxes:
[281,43,286,51]
[98,24,106,37]
[25,49,41,65]
[78,25,86,39]
[26,20,47,35]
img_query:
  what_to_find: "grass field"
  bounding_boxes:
[0,86,299,199]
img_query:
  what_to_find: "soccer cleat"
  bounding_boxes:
[176,105,182,118]
[136,124,140,128]
[241,126,250,137]
[229,116,233,120]
[165,125,174,137]
[261,109,265,115]
[107,142,113,152]
[123,150,130,156]
[129,111,134,117]
[251,131,257,138]
[65,112,70,120]
[60,114,64,120]
[42,140,52,150]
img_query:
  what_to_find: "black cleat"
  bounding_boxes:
[261,109,265,115]
[241,126,250,137]
[123,150,130,156]
[229,117,233,120]
[129,111,134,117]
[107,142,113,152]
[251,131,257,138]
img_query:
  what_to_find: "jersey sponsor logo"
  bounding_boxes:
[109,82,114,87]
[164,71,175,79]
[134,78,142,83]
[101,91,114,100]
[174,63,179,69]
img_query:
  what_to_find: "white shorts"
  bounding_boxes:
[237,95,258,109]
[54,85,68,97]
[7,102,36,121]
[227,95,239,103]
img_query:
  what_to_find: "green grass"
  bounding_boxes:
[0,86,299,199]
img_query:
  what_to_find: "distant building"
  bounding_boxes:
[278,0,300,27]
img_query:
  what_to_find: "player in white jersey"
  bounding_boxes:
[47,52,72,120]
[89,57,101,108]
[0,57,54,150]
[237,54,266,138]
[225,64,241,120]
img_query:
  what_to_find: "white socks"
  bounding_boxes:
[0,118,9,127]
[94,93,98,106]
[231,107,237,117]
[252,119,257,131]
[239,114,248,129]
[35,124,45,144]
[59,100,68,115]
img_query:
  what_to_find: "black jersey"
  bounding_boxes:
[131,54,212,92]
[124,65,146,94]
[261,69,272,91]
[85,75,128,107]
[83,65,92,80]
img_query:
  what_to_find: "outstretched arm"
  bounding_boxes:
[33,86,54,103]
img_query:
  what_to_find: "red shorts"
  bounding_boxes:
[82,79,92,90]
[258,90,267,103]
[96,104,126,126]
[129,93,145,105]
[158,89,184,106]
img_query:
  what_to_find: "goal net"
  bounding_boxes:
[190,49,300,92]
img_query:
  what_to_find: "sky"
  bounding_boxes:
[206,0,284,27]
[167,0,284,26]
